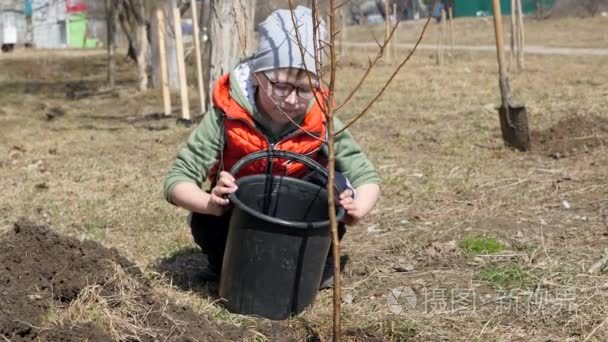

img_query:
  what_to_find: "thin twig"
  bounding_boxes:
[335,0,350,10]
[13,320,48,331]
[476,253,529,258]
[584,315,608,341]
[540,221,552,261]
[288,0,327,113]
[336,0,438,136]
[312,2,323,91]
[335,5,403,112]
[588,253,608,274]
[478,316,494,337]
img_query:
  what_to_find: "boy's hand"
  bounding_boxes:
[209,171,238,215]
[339,189,364,225]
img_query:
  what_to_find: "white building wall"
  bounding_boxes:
[0,11,27,45]
[32,0,68,48]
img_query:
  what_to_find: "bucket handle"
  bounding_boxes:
[230,150,344,192]
[230,150,326,178]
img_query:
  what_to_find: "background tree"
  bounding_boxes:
[106,0,193,92]
[207,0,252,96]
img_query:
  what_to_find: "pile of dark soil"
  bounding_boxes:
[0,220,247,341]
[531,114,608,158]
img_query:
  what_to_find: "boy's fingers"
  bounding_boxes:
[341,202,356,211]
[212,186,236,199]
[216,176,237,188]
[340,195,355,204]
[340,189,353,199]
[217,178,237,188]
[219,171,236,182]
[340,198,353,206]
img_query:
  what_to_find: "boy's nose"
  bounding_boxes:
[284,88,299,105]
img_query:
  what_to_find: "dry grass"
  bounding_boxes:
[1,16,608,341]
[347,15,608,49]
[43,262,159,341]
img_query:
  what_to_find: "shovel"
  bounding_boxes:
[491,0,530,151]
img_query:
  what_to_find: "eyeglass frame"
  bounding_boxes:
[260,72,319,100]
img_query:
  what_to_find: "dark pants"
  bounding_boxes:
[190,211,346,272]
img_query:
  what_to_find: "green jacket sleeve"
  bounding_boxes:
[163,108,224,203]
[323,117,381,188]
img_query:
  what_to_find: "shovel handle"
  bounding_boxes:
[492,0,507,77]
[492,0,511,107]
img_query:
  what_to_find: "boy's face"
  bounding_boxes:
[253,68,320,127]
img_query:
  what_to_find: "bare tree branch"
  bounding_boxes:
[336,0,437,136]
[311,2,324,92]
[336,1,404,112]
[335,0,350,11]
[288,0,328,114]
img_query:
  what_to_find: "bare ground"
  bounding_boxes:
[1,16,608,341]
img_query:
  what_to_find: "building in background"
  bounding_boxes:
[0,0,27,51]
[32,0,100,48]
[32,0,67,48]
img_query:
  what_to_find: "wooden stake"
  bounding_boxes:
[137,23,149,91]
[340,7,346,57]
[105,0,115,88]
[190,0,206,114]
[447,6,454,57]
[436,9,446,65]
[384,0,391,62]
[392,3,398,60]
[442,8,447,60]
[173,7,190,121]
[516,0,525,70]
[156,9,172,116]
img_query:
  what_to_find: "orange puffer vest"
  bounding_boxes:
[208,74,327,183]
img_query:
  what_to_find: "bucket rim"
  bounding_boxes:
[228,175,345,230]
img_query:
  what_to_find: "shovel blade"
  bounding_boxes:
[498,104,530,151]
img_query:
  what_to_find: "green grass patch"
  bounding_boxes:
[480,263,528,288]
[461,236,503,255]
[369,319,417,340]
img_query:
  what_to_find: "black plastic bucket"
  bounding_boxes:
[219,151,344,320]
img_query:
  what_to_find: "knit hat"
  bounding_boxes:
[250,6,326,75]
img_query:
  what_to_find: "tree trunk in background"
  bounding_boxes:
[200,0,212,108]
[151,0,180,91]
[114,0,151,91]
[586,0,601,16]
[246,0,257,56]
[208,0,250,94]
[106,0,116,88]
[535,0,543,19]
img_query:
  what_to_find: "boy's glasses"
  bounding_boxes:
[262,72,317,100]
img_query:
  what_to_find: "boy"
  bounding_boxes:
[163,6,381,289]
